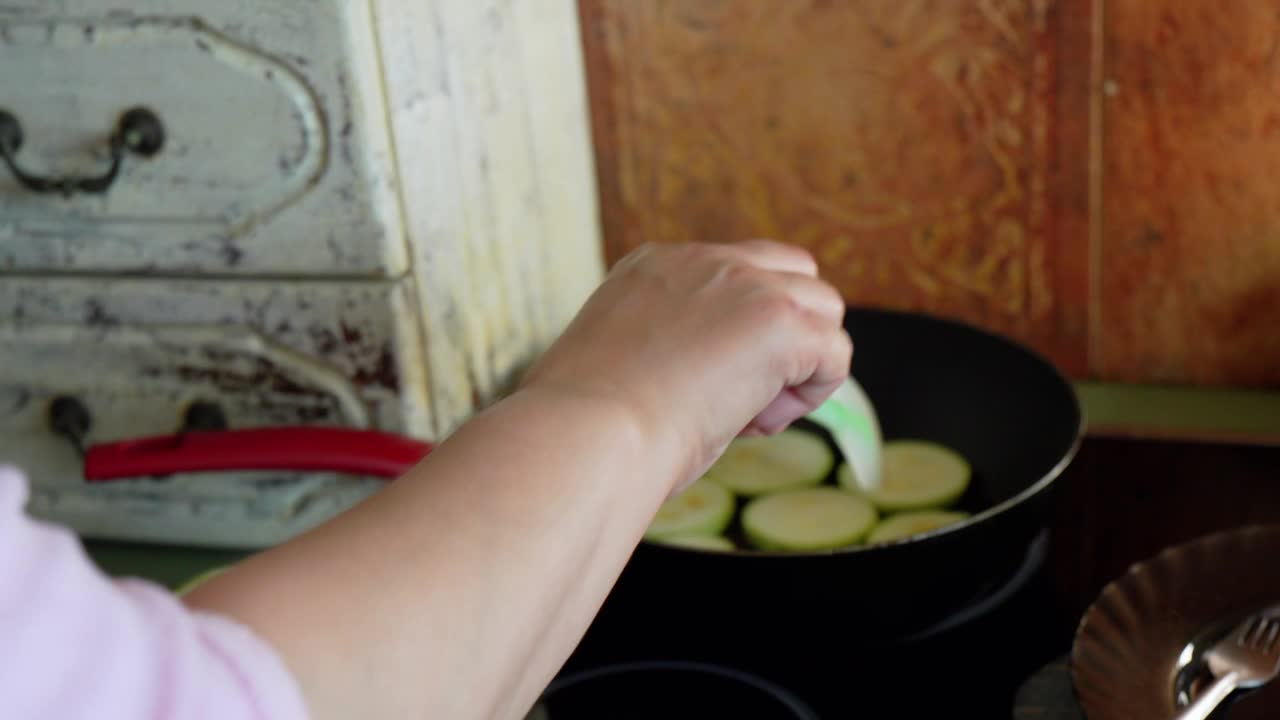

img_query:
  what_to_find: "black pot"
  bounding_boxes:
[586,307,1084,665]
[533,660,819,720]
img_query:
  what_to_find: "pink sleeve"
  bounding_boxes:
[0,465,311,720]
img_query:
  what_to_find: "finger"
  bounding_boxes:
[788,327,854,409]
[771,272,846,325]
[744,390,813,437]
[724,239,819,276]
[748,328,853,434]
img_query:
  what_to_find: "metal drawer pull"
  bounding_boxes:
[48,395,92,455]
[0,107,164,197]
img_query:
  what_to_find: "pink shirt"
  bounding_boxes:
[0,465,310,720]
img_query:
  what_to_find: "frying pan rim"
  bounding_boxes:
[641,305,1087,559]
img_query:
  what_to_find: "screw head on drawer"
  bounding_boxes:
[48,396,92,451]
[183,401,228,432]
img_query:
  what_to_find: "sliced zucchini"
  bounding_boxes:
[644,477,735,540]
[866,510,971,544]
[652,534,737,552]
[706,429,834,497]
[741,487,877,551]
[840,440,971,512]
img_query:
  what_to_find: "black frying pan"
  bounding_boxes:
[580,306,1083,663]
[82,305,1082,656]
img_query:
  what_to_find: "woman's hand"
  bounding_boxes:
[183,239,853,720]
[521,239,852,492]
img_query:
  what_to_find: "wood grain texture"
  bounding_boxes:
[1097,1,1280,387]
[374,0,605,434]
[580,0,1090,375]
[580,0,1280,389]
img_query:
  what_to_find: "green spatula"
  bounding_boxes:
[806,377,883,493]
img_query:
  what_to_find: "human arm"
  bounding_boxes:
[182,240,853,719]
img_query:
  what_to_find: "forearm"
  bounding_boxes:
[185,387,678,720]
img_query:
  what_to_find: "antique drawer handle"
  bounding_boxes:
[48,395,92,455]
[0,107,164,197]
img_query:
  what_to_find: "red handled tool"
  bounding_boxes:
[83,426,435,481]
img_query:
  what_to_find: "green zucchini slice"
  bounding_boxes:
[741,487,877,551]
[866,510,971,544]
[644,477,735,540]
[840,440,971,512]
[707,429,834,497]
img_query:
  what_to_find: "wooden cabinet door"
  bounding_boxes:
[579,0,1280,390]
[579,0,1090,377]
[1096,1,1280,387]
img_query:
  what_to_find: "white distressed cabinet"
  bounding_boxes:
[0,0,605,546]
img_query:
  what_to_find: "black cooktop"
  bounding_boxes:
[558,531,1076,718]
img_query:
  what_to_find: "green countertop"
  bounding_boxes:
[1075,381,1280,444]
[87,540,248,589]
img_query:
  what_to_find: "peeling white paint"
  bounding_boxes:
[0,0,604,548]
[373,0,605,434]
[0,277,427,546]
[0,2,404,274]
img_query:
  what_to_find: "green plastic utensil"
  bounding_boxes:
[806,377,883,492]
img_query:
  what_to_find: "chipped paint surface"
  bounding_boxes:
[580,0,1087,375]
[373,0,605,432]
[0,277,430,546]
[0,0,407,274]
[0,0,603,547]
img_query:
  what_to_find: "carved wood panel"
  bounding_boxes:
[580,0,1089,376]
[579,0,1280,388]
[1097,1,1280,387]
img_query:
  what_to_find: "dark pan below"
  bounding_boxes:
[532,660,819,720]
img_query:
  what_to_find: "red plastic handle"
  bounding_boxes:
[83,427,434,482]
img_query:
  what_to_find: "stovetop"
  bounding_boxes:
[560,531,1076,718]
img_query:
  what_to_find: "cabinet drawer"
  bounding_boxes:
[0,2,404,275]
[0,276,430,547]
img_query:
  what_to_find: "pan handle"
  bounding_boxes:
[83,427,433,481]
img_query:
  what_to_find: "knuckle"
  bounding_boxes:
[790,244,819,267]
[753,284,801,321]
[737,238,782,254]
[774,241,819,271]
[717,257,760,283]
[674,240,720,265]
[821,282,846,311]
[626,241,694,275]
